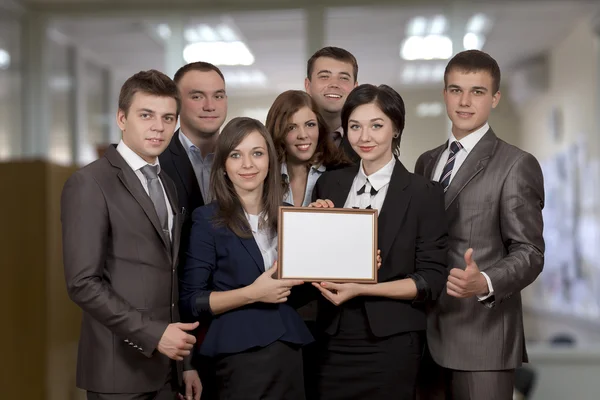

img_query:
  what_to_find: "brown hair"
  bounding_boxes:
[265,90,350,169]
[174,61,225,85]
[118,69,180,116]
[444,50,501,93]
[210,117,282,238]
[307,46,358,82]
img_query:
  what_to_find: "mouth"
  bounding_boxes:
[358,145,376,153]
[146,138,164,144]
[199,116,219,120]
[239,173,258,179]
[456,111,474,118]
[324,94,342,99]
[295,143,311,151]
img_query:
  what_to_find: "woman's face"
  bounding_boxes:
[283,106,320,164]
[347,102,395,167]
[225,130,270,196]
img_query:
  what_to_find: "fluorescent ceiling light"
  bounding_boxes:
[429,15,447,35]
[0,48,11,70]
[156,24,171,40]
[466,13,491,34]
[400,62,446,84]
[407,16,427,36]
[463,32,485,50]
[215,24,239,42]
[416,102,444,118]
[223,70,267,87]
[401,35,452,61]
[183,41,255,66]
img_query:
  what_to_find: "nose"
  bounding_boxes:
[241,154,254,169]
[358,127,370,143]
[459,91,471,107]
[203,97,216,111]
[297,126,309,139]
[152,118,165,132]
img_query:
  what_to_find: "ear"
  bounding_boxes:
[491,90,501,109]
[304,77,311,93]
[116,109,127,131]
[353,80,358,88]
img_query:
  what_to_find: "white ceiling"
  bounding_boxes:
[43,1,600,97]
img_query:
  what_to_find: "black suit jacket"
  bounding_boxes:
[62,145,182,393]
[159,130,205,265]
[312,159,449,337]
[339,134,360,164]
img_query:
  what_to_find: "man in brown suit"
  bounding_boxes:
[415,50,545,400]
[62,70,201,399]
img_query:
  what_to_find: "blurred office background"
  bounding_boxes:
[1,0,600,398]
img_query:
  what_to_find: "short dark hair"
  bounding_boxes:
[444,50,501,93]
[307,46,358,82]
[341,84,406,157]
[118,69,180,116]
[211,117,282,238]
[173,61,225,85]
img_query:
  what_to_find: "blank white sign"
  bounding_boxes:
[279,208,377,282]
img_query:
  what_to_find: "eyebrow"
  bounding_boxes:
[317,70,351,78]
[136,108,156,114]
[188,89,226,95]
[447,84,488,92]
[231,146,266,152]
[349,118,385,123]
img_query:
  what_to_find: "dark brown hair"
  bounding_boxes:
[341,84,406,157]
[174,61,225,85]
[307,46,358,82]
[211,117,282,238]
[444,50,501,93]
[118,69,180,116]
[265,90,350,169]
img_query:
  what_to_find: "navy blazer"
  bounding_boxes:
[179,203,313,357]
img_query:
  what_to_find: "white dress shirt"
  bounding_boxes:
[117,140,174,239]
[343,156,396,211]
[246,213,278,271]
[281,163,326,207]
[432,123,494,301]
[179,130,214,203]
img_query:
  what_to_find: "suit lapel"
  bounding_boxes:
[444,129,498,209]
[106,146,171,250]
[161,174,180,262]
[168,130,203,206]
[424,143,447,180]
[378,160,411,260]
[238,235,265,274]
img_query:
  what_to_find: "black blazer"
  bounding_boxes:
[339,134,360,164]
[312,159,449,337]
[159,130,205,264]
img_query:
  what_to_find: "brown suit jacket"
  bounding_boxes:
[61,145,182,393]
[414,128,545,371]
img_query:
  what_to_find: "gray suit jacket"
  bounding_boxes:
[61,145,182,393]
[414,128,544,371]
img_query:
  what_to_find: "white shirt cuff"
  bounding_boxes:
[477,271,494,301]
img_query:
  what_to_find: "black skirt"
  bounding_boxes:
[315,307,423,400]
[214,340,305,400]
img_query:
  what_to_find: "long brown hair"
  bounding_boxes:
[265,90,349,169]
[210,117,282,238]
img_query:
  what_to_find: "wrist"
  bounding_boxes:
[240,285,257,304]
[477,273,489,296]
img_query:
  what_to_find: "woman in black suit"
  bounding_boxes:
[309,84,449,400]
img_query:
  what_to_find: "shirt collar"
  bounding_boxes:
[179,130,197,152]
[281,162,326,181]
[333,126,344,137]
[449,122,490,155]
[116,140,160,173]
[357,156,396,192]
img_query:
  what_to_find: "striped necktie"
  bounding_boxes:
[439,141,463,192]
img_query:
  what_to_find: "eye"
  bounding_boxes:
[318,75,329,80]
[350,124,360,130]
[215,94,225,99]
[191,95,203,100]
[306,122,317,128]
[340,76,350,81]
[140,113,150,119]
[473,90,484,95]
[253,151,264,157]
[229,152,240,159]
[450,88,461,94]
[164,116,175,122]
[372,124,383,129]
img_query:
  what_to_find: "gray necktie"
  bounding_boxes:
[140,164,170,240]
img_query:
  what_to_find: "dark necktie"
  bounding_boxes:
[439,141,463,192]
[355,179,378,210]
[140,164,170,240]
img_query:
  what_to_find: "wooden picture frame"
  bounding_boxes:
[277,206,378,283]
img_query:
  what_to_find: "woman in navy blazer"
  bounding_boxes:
[309,84,449,400]
[180,117,313,400]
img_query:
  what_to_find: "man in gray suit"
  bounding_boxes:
[415,50,545,400]
[62,70,201,399]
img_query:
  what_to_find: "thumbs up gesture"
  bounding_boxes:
[446,248,489,298]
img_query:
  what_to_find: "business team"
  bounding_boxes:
[62,47,544,400]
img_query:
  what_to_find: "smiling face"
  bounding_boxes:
[225,130,270,196]
[305,57,357,116]
[283,106,319,165]
[116,91,178,163]
[347,102,395,173]
[443,68,500,140]
[178,69,228,139]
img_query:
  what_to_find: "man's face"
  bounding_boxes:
[117,92,178,163]
[178,69,227,138]
[305,57,357,116]
[443,69,500,139]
